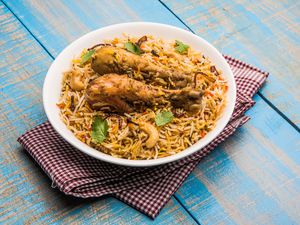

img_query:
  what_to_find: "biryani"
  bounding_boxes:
[57,34,228,160]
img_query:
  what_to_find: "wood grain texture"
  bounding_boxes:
[0,3,197,224]
[2,0,188,58]
[176,95,300,224]
[162,0,300,127]
[1,0,300,224]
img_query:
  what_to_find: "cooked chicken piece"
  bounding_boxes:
[86,73,202,114]
[91,46,192,88]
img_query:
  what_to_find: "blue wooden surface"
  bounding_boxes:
[0,3,196,225]
[162,0,300,128]
[1,0,300,224]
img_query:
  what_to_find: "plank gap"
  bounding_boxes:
[1,0,55,59]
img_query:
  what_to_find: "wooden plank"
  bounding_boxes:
[2,0,187,58]
[175,95,300,224]
[3,0,300,224]
[161,0,300,127]
[0,3,197,224]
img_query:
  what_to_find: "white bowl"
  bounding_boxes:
[43,22,236,167]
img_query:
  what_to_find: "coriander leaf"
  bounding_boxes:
[155,111,174,126]
[125,42,142,55]
[80,49,95,65]
[91,116,108,144]
[175,40,189,54]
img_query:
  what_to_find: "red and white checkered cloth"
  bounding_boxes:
[18,56,268,219]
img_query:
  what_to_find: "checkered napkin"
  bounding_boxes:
[18,56,268,219]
